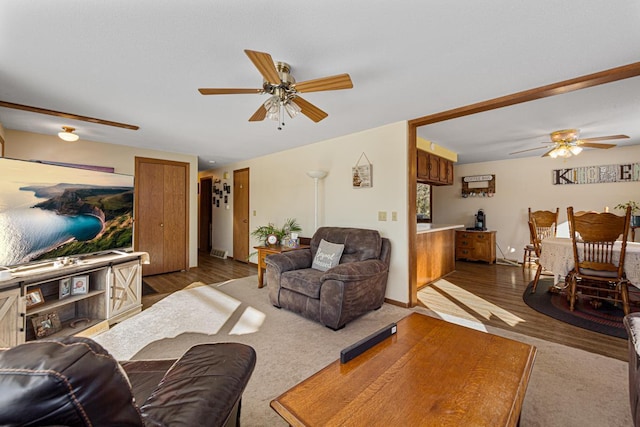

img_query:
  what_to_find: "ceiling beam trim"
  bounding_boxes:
[0,100,140,130]
[409,61,640,127]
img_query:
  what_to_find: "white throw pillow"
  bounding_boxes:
[312,239,345,271]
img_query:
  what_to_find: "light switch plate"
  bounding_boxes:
[378,211,387,221]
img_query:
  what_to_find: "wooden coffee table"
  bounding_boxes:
[271,312,536,426]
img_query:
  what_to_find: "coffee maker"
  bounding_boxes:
[474,209,486,231]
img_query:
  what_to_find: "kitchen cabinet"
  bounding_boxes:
[455,230,496,263]
[416,149,454,185]
[417,149,429,180]
[438,156,453,184]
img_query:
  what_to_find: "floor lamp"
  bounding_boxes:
[306,170,328,232]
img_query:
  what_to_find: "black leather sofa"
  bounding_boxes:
[0,336,256,426]
[265,226,391,330]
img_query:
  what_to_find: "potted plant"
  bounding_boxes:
[251,218,302,246]
[615,201,640,227]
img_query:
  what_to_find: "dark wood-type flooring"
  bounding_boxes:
[419,260,627,361]
[143,251,626,361]
[141,251,257,309]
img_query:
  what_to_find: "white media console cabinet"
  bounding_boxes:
[0,252,148,347]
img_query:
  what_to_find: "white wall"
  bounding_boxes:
[201,121,411,303]
[5,129,200,268]
[433,145,640,261]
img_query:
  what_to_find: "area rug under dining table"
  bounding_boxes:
[523,278,640,339]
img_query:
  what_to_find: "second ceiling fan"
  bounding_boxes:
[510,129,629,158]
[198,49,353,129]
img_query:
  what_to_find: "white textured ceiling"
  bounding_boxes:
[1,1,639,170]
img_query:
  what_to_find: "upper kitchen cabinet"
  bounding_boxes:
[416,149,454,185]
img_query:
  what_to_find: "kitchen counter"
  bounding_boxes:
[416,224,464,287]
[417,223,465,234]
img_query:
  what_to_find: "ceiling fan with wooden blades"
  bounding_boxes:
[198,49,353,128]
[509,129,629,158]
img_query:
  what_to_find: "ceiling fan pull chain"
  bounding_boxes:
[278,101,283,130]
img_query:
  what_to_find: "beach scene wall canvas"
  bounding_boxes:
[0,158,134,267]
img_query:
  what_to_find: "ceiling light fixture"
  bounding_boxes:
[58,126,79,142]
[546,129,587,159]
[263,91,301,130]
[548,142,583,158]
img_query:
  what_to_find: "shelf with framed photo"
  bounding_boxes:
[23,267,108,341]
[0,252,147,343]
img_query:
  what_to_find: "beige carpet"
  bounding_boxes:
[93,276,632,427]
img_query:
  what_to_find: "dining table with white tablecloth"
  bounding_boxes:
[539,237,640,289]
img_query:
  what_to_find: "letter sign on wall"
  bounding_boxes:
[552,163,640,185]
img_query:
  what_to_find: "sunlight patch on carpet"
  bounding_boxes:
[94,284,241,359]
[229,306,266,335]
[419,279,525,327]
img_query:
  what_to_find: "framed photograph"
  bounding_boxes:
[71,275,89,295]
[26,288,45,308]
[31,312,62,339]
[59,278,71,299]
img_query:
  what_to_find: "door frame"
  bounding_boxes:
[199,177,213,252]
[407,61,640,307]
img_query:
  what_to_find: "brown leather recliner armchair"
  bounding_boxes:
[0,336,256,427]
[624,313,640,426]
[265,227,391,330]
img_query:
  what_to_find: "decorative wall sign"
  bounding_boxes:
[352,152,372,189]
[463,175,493,183]
[461,174,495,197]
[552,162,640,185]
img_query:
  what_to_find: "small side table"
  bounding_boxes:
[254,244,310,288]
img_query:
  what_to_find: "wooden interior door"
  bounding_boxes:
[136,161,164,275]
[162,163,188,273]
[199,177,212,252]
[135,157,189,276]
[233,168,250,262]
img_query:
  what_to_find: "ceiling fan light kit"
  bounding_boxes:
[58,126,79,142]
[509,128,629,158]
[547,144,582,159]
[198,49,353,129]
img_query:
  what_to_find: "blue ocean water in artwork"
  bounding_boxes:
[0,208,104,266]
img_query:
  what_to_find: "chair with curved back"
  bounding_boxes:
[566,206,632,315]
[527,218,544,293]
[523,208,559,268]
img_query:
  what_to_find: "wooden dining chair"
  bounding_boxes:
[527,218,544,293]
[566,206,632,315]
[523,208,559,268]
